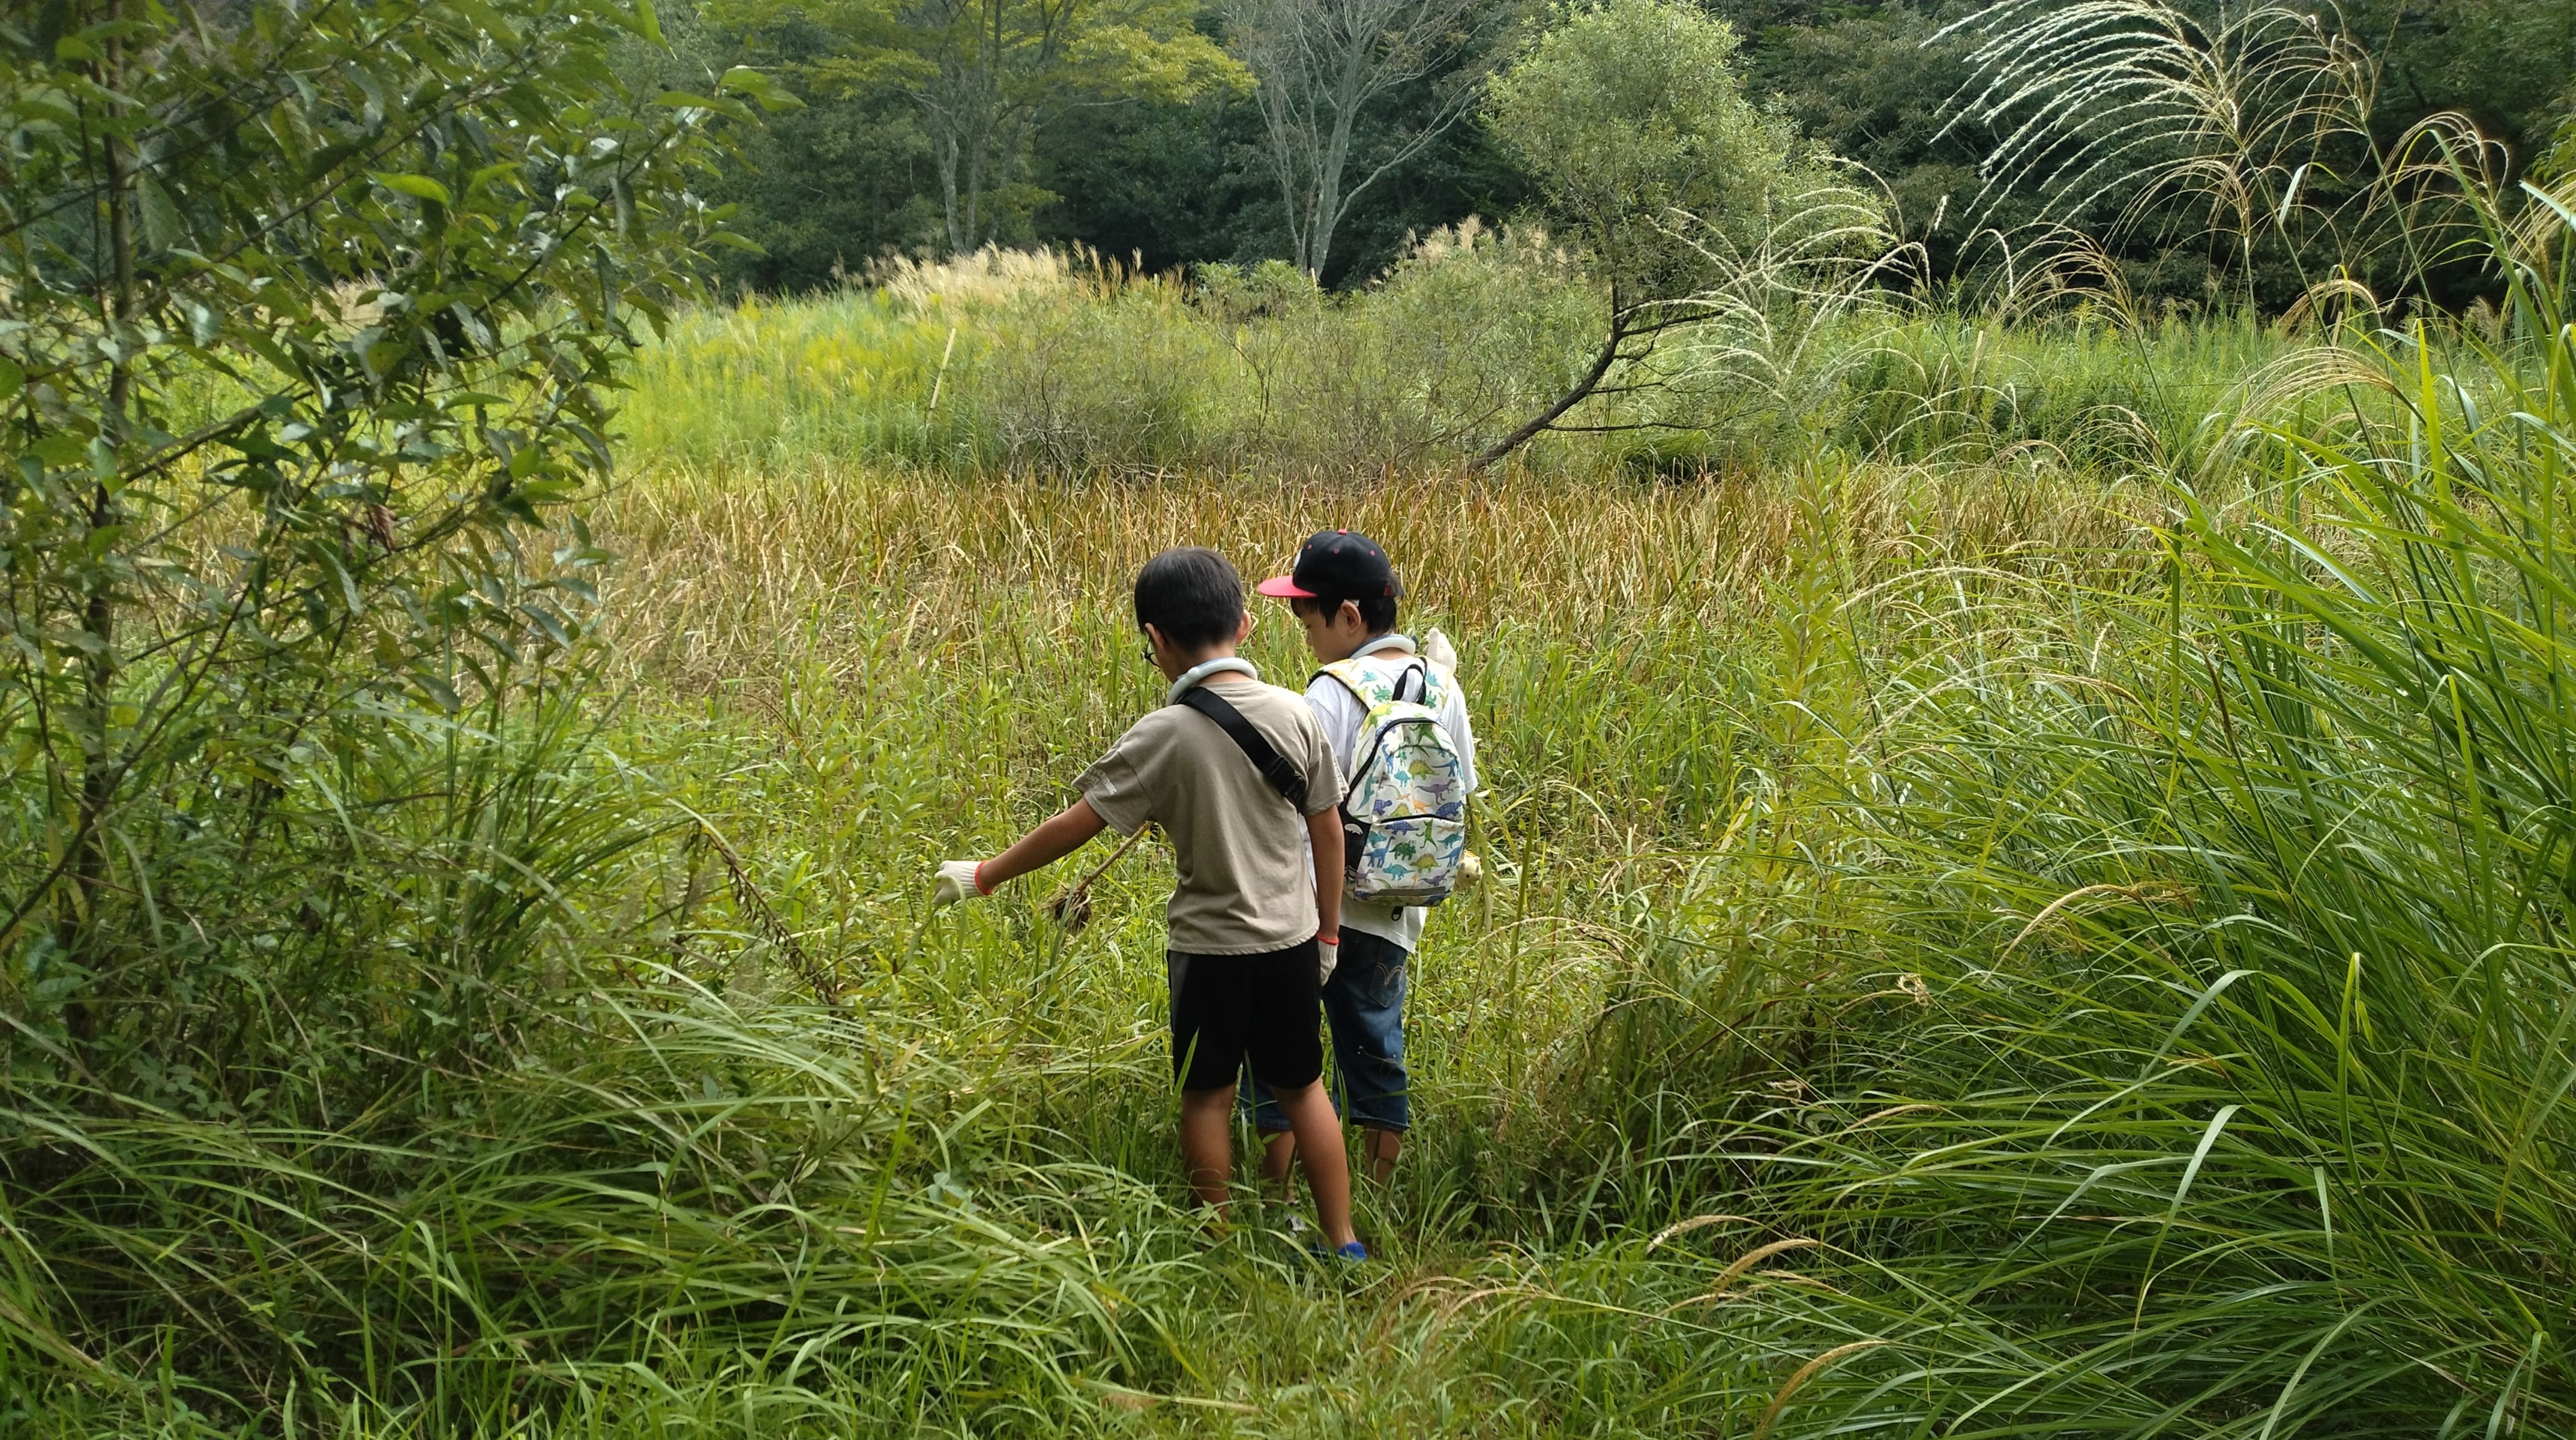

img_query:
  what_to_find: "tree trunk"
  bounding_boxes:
[963,0,999,250]
[935,126,965,254]
[1471,308,1626,474]
[1305,26,1370,280]
[1257,97,1308,271]
[1232,0,1493,285]
[65,0,131,1046]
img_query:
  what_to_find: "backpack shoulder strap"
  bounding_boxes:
[1421,659,1450,712]
[1315,658,1375,709]
[1173,687,1307,810]
[1317,655,1409,709]
[1322,654,1444,714]
[1397,657,1440,707]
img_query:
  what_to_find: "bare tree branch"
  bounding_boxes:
[1223,0,1502,280]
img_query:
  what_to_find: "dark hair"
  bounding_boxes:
[1291,591,1399,635]
[1134,547,1244,649]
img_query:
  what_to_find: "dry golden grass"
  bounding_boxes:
[580,458,2168,1233]
[597,461,2154,701]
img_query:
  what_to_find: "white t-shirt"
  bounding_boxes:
[1305,633,1478,951]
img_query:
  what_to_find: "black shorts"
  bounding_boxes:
[1167,940,1324,1093]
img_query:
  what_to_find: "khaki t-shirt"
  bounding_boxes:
[1076,677,1344,955]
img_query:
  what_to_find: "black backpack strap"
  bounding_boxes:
[1175,687,1308,810]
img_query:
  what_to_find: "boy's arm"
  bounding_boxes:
[1307,806,1343,940]
[949,798,1108,898]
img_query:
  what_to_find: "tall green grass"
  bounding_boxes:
[1846,310,2318,467]
[596,294,2576,1432]
[1632,319,2576,1429]
[18,236,2576,1437]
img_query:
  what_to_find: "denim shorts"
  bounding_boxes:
[1241,928,1409,1132]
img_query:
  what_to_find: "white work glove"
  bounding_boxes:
[933,859,989,906]
[1317,934,1340,986]
[1422,627,1459,674]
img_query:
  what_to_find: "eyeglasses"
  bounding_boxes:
[1140,638,1155,665]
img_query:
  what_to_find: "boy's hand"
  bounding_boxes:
[1423,628,1459,673]
[1317,933,1339,985]
[933,860,990,906]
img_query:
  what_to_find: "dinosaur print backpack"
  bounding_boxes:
[1317,653,1470,906]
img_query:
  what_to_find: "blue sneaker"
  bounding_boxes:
[1310,1239,1368,1262]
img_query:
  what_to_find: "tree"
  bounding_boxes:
[0,0,765,1064]
[1026,36,1533,285]
[615,0,942,290]
[1221,0,1507,282]
[714,0,1243,254]
[1475,0,1867,469]
[2347,0,2576,162]
[1739,5,1990,270]
[1030,81,1264,272]
[1937,1,2381,308]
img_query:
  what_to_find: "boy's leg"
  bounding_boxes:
[1240,937,1354,1248]
[1323,930,1412,1183]
[1258,1125,1297,1190]
[1262,933,1412,1190]
[1168,951,1251,1217]
[1237,1075,1298,1189]
[1177,1088,1236,1210]
[1364,1126,1402,1185]
[1268,1079,1356,1249]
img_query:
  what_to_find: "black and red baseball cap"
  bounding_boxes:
[1257,529,1403,603]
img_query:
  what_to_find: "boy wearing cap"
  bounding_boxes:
[932,547,1367,1257]
[1250,530,1478,1186]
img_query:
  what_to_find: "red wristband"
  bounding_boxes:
[1318,930,1339,945]
[974,861,994,895]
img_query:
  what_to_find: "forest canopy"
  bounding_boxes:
[654,0,2576,303]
